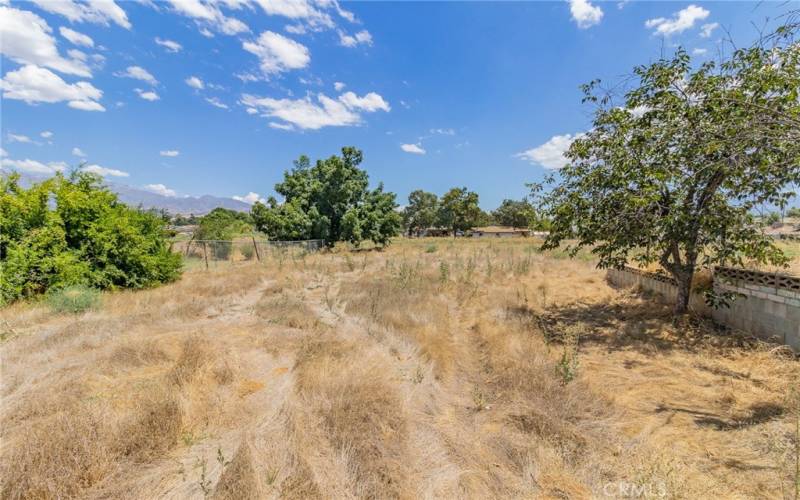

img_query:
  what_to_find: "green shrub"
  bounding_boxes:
[0,171,182,304]
[239,243,255,260]
[47,285,101,314]
[425,244,437,253]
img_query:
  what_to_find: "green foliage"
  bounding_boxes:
[491,199,537,228]
[403,190,439,235]
[194,208,253,259]
[787,207,800,218]
[438,187,482,234]
[46,285,101,314]
[765,212,782,225]
[538,23,800,312]
[251,147,400,247]
[0,172,182,304]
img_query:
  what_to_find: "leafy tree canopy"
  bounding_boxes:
[491,199,537,229]
[438,187,482,235]
[403,190,439,235]
[194,207,253,241]
[537,22,800,312]
[251,147,401,247]
[0,171,182,303]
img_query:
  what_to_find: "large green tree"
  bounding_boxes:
[403,190,439,236]
[251,147,400,247]
[438,187,482,236]
[538,23,800,313]
[492,199,537,228]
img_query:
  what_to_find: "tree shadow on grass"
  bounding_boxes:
[655,402,785,431]
[531,293,759,356]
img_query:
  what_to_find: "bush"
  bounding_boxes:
[0,172,182,304]
[47,285,101,314]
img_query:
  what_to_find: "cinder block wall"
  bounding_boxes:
[607,267,800,351]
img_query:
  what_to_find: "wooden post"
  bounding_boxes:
[185,235,195,256]
[252,236,261,261]
[202,241,209,270]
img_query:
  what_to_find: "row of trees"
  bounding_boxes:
[403,189,544,236]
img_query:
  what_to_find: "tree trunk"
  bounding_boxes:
[673,268,694,314]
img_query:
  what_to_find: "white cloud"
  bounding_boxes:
[185,76,205,89]
[205,96,229,109]
[645,5,709,36]
[268,121,294,130]
[83,163,129,177]
[117,66,158,85]
[337,91,390,112]
[243,31,310,75]
[0,65,104,111]
[285,24,306,35]
[515,133,583,169]
[164,0,248,36]
[40,131,54,139]
[0,7,92,77]
[135,88,159,101]
[253,0,334,30]
[700,22,718,38]
[67,49,88,62]
[241,90,390,130]
[160,150,180,157]
[401,143,426,155]
[568,0,603,29]
[29,0,131,29]
[1,157,67,175]
[7,134,32,143]
[155,37,182,52]
[0,148,6,157]
[144,183,177,197]
[693,48,708,56]
[232,191,266,204]
[333,81,345,91]
[430,128,455,135]
[59,26,94,48]
[72,147,87,157]
[338,29,372,47]
[246,107,258,115]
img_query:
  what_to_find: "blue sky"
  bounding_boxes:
[1,0,796,209]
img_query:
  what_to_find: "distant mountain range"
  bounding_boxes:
[6,172,251,215]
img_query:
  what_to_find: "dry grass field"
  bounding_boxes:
[1,238,798,499]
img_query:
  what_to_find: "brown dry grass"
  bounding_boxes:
[1,238,798,499]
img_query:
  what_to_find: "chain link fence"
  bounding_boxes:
[169,238,325,268]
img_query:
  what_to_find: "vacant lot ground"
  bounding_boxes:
[1,238,798,499]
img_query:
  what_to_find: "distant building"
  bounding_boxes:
[470,226,531,238]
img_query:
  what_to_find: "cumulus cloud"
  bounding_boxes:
[693,48,708,56]
[155,37,182,52]
[253,0,337,31]
[144,183,177,197]
[401,143,426,155]
[700,22,718,38]
[185,76,205,89]
[568,0,603,29]
[333,81,345,91]
[160,150,180,157]
[1,157,67,175]
[243,31,310,75]
[645,5,709,36]
[241,90,389,130]
[41,131,54,139]
[233,191,266,204]
[205,96,229,109]
[59,26,94,48]
[7,134,32,143]
[72,147,87,157]
[515,133,583,169]
[337,91,390,112]
[29,0,131,29]
[117,66,158,85]
[135,88,159,101]
[0,65,105,111]
[83,163,129,177]
[1,6,92,77]
[164,0,249,35]
[269,122,294,130]
[338,29,372,47]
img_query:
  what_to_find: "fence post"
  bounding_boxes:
[202,241,209,270]
[185,235,195,256]
[252,236,261,261]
